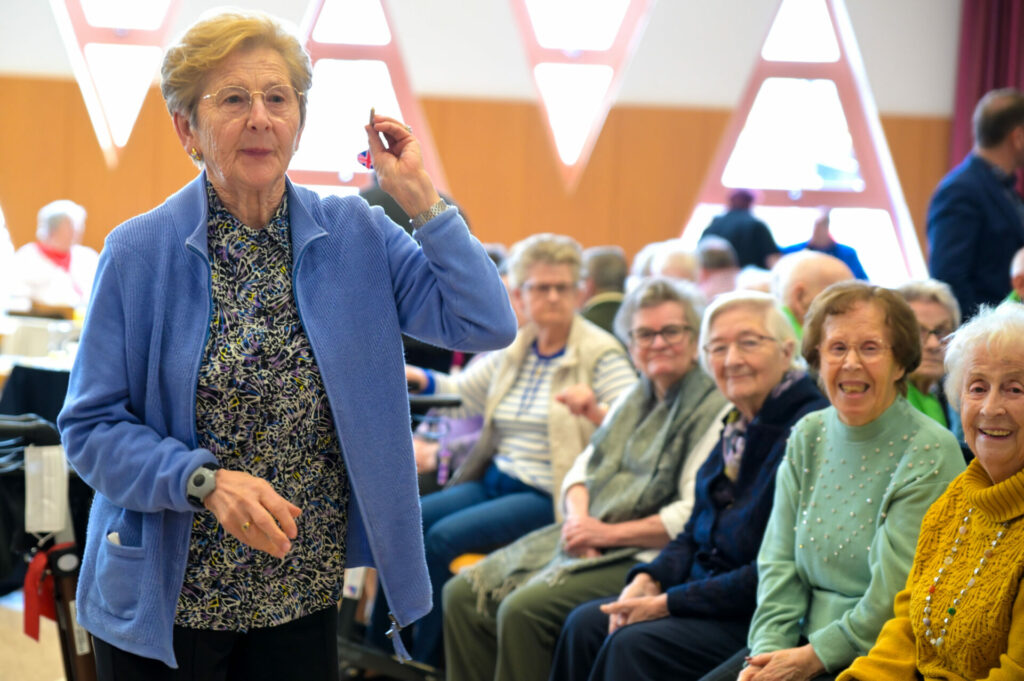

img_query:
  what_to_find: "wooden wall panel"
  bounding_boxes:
[1,75,950,265]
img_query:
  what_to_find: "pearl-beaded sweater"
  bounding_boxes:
[748,396,965,671]
[838,460,1024,680]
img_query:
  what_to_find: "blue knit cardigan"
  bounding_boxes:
[57,172,517,667]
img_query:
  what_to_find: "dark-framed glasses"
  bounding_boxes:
[201,84,303,118]
[919,324,953,345]
[630,324,692,348]
[703,333,776,358]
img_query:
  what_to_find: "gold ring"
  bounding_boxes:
[241,521,251,532]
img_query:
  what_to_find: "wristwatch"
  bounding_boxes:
[409,199,450,229]
[186,463,221,509]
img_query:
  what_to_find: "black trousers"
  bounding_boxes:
[93,606,339,681]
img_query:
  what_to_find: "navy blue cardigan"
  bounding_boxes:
[58,172,516,666]
[628,374,827,619]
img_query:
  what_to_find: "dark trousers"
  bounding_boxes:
[93,606,339,681]
[550,597,749,681]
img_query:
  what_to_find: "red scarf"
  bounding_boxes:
[35,242,72,272]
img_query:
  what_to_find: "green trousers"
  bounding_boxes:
[442,558,636,681]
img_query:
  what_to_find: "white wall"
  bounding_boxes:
[0,0,961,115]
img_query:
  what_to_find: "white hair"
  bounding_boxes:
[698,290,804,374]
[36,199,86,241]
[944,302,1024,410]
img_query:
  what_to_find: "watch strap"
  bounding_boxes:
[409,199,450,229]
[186,463,221,509]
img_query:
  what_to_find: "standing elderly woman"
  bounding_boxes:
[57,9,515,681]
[838,302,1024,680]
[896,279,961,429]
[550,291,828,681]
[397,232,637,666]
[718,281,964,681]
[440,277,730,681]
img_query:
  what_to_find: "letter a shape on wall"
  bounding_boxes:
[510,0,656,191]
[50,0,180,169]
[289,0,448,196]
[684,0,926,284]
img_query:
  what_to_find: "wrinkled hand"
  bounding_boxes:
[555,384,604,425]
[413,436,440,474]
[203,469,302,560]
[605,574,663,633]
[562,515,616,555]
[600,593,669,634]
[365,114,440,219]
[740,645,825,681]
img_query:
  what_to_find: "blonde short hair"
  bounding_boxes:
[508,234,583,289]
[160,9,312,129]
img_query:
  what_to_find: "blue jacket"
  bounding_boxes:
[57,172,517,667]
[627,374,827,619]
[927,153,1024,317]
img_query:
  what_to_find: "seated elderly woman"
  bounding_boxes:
[549,291,829,681]
[713,281,965,681]
[896,280,962,429]
[440,277,730,681]
[396,233,637,666]
[837,302,1024,680]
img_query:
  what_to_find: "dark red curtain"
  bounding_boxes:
[950,0,1024,191]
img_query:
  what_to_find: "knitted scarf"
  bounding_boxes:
[464,366,726,609]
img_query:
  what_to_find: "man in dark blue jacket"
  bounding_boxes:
[927,88,1024,318]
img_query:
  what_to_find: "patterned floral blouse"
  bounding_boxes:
[176,183,350,631]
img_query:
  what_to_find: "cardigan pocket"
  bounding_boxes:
[94,531,146,619]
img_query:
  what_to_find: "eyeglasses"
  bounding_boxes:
[523,282,577,297]
[703,334,776,358]
[919,324,953,345]
[200,85,303,118]
[630,325,692,348]
[820,339,891,363]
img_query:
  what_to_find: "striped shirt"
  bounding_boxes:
[432,342,636,493]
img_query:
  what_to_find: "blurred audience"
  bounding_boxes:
[10,199,98,310]
[1009,246,1024,303]
[696,236,740,302]
[702,189,780,269]
[771,251,854,340]
[896,280,961,431]
[581,246,628,336]
[651,239,699,282]
[781,210,867,280]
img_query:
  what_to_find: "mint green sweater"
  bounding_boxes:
[748,396,965,671]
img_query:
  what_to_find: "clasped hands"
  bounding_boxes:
[736,644,826,681]
[203,469,301,560]
[600,572,669,634]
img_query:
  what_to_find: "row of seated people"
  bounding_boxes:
[371,231,1023,681]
